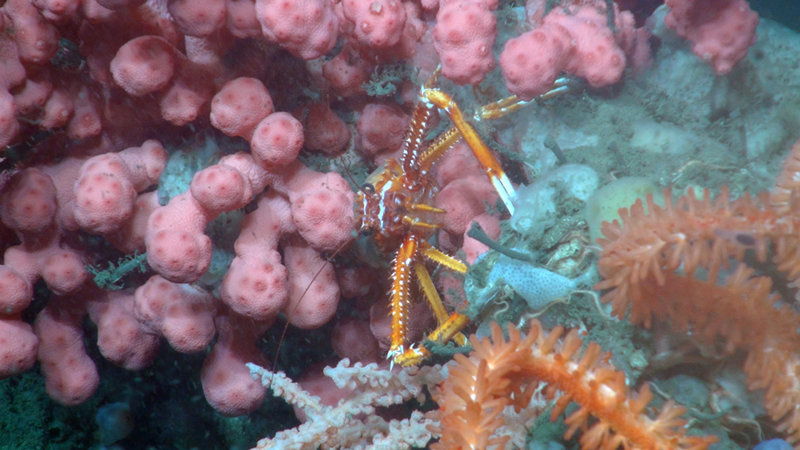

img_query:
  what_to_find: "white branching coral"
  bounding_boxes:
[247,359,445,449]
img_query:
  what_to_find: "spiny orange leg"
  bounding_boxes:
[417,78,572,173]
[387,234,417,366]
[388,233,473,366]
[394,311,470,366]
[397,70,441,186]
[390,262,447,367]
[422,88,517,215]
[476,77,572,120]
[418,242,468,350]
[418,242,469,346]
[401,202,446,230]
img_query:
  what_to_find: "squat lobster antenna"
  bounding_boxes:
[268,235,353,385]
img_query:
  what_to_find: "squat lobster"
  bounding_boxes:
[357,68,568,366]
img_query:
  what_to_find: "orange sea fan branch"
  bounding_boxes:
[433,320,717,449]
[595,157,800,445]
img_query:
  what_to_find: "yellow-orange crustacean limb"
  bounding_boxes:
[356,68,568,366]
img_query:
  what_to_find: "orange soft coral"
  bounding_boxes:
[433,320,716,449]
[595,138,800,445]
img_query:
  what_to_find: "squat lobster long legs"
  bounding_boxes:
[420,88,517,215]
[358,68,569,366]
[387,234,470,366]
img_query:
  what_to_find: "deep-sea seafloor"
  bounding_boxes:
[3,6,800,450]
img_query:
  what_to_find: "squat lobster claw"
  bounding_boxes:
[357,68,570,366]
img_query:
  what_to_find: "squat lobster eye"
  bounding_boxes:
[361,183,375,194]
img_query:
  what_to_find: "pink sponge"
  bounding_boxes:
[74,140,167,235]
[133,275,217,353]
[110,36,178,96]
[146,153,270,282]
[3,0,59,64]
[89,291,160,370]
[167,0,226,37]
[221,249,288,320]
[35,304,99,405]
[665,0,758,74]
[201,315,268,416]
[433,0,497,85]
[435,175,498,236]
[0,318,38,378]
[300,102,350,156]
[3,241,87,296]
[0,266,32,315]
[356,103,409,159]
[462,213,500,264]
[74,155,137,234]
[500,3,629,100]
[40,249,89,295]
[210,77,274,140]
[341,0,407,48]
[250,112,304,169]
[226,0,261,38]
[0,169,89,299]
[0,168,57,232]
[256,0,339,60]
[282,236,339,329]
[146,193,215,282]
[331,317,380,363]
[283,168,356,253]
[189,164,251,215]
[0,91,20,148]
[220,193,292,320]
[322,49,372,97]
[562,6,626,88]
